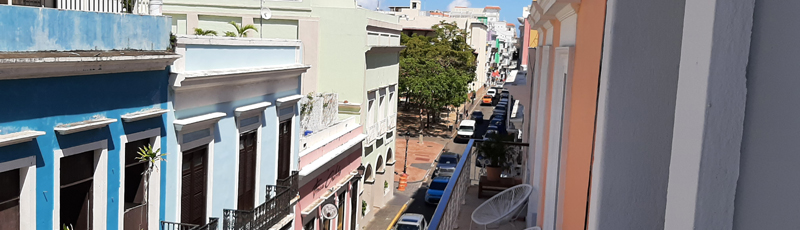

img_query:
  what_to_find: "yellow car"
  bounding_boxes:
[482,95,493,105]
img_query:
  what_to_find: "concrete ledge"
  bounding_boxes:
[0,130,45,147]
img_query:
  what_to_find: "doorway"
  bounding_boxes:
[181,146,208,225]
[277,119,292,181]
[238,131,257,210]
[61,151,95,230]
[0,168,20,230]
[123,138,150,230]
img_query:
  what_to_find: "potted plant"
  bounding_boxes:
[477,132,517,181]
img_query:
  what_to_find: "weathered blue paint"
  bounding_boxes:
[184,45,298,71]
[0,5,171,51]
[0,70,169,230]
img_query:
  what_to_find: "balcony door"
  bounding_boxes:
[238,131,257,210]
[181,146,208,225]
[123,138,149,230]
[61,151,95,230]
[0,168,20,230]
[277,119,292,181]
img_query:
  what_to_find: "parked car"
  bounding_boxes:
[456,120,476,141]
[496,101,508,108]
[434,154,460,177]
[487,88,497,98]
[393,213,428,230]
[493,105,507,115]
[491,113,506,121]
[500,91,510,99]
[471,110,484,121]
[425,176,451,204]
[489,118,504,128]
[481,95,493,105]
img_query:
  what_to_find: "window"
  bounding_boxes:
[61,151,95,230]
[337,192,345,230]
[0,168,21,230]
[123,138,150,230]
[304,219,315,230]
[238,131,257,210]
[278,119,292,181]
[181,146,208,225]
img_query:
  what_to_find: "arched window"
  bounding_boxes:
[386,148,394,164]
[364,164,374,182]
[376,156,385,173]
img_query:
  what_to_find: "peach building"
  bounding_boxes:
[524,0,606,229]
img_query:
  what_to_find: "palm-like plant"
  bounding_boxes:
[194,28,218,36]
[225,21,258,37]
[134,145,167,223]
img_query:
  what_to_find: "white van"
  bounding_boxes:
[457,120,476,140]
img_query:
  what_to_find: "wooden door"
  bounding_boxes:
[123,138,149,230]
[0,168,20,230]
[277,119,292,180]
[237,131,257,210]
[181,146,208,225]
[61,151,95,230]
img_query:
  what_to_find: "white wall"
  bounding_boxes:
[588,0,686,229]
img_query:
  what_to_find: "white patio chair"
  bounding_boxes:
[471,184,533,229]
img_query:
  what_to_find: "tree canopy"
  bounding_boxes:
[399,21,477,126]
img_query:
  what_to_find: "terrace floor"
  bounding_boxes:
[455,185,529,230]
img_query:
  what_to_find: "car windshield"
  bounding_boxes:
[459,126,474,132]
[396,224,420,230]
[483,95,492,98]
[439,156,458,164]
[430,181,448,190]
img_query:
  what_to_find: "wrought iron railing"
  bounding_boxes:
[161,217,219,230]
[428,140,529,230]
[389,114,397,128]
[366,123,376,144]
[223,171,299,230]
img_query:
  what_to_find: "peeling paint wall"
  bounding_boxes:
[0,5,171,52]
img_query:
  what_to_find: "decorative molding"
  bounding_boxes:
[0,130,45,147]
[543,20,554,30]
[173,112,226,132]
[367,19,403,31]
[235,102,272,117]
[121,108,169,122]
[177,35,302,47]
[54,118,117,135]
[0,54,180,80]
[172,64,310,90]
[555,3,579,21]
[163,2,311,11]
[277,94,303,107]
[365,46,406,53]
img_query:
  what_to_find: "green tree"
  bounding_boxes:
[399,21,476,128]
[194,28,218,36]
[225,21,258,37]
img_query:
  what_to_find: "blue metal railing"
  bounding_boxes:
[428,139,475,230]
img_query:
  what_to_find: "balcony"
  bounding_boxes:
[161,217,220,230]
[223,171,299,230]
[389,113,397,128]
[379,118,388,134]
[5,0,150,14]
[429,139,530,230]
[366,123,377,144]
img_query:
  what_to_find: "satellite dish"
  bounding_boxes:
[260,7,272,20]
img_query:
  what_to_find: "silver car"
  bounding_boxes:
[393,213,428,230]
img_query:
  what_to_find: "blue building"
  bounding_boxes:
[161,35,307,228]
[0,5,177,230]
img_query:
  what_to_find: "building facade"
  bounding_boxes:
[524,0,607,228]
[0,5,177,230]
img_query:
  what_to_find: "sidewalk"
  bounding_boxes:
[396,86,488,138]
[393,139,444,182]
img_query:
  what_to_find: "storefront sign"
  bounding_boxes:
[321,203,338,220]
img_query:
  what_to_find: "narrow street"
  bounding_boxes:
[366,70,532,229]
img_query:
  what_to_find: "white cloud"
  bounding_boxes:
[357,0,382,10]
[448,0,472,10]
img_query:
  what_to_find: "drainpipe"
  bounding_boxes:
[149,0,162,15]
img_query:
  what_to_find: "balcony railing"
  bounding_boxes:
[429,140,529,230]
[161,217,220,230]
[379,118,387,134]
[389,114,397,128]
[223,171,299,230]
[366,123,377,144]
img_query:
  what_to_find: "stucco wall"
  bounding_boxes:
[183,44,298,71]
[588,0,685,229]
[0,5,171,51]
[0,70,169,230]
[734,1,800,229]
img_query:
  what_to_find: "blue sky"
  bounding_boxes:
[357,0,531,27]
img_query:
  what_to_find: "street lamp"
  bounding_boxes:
[403,131,411,174]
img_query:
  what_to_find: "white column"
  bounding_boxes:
[663,0,754,229]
